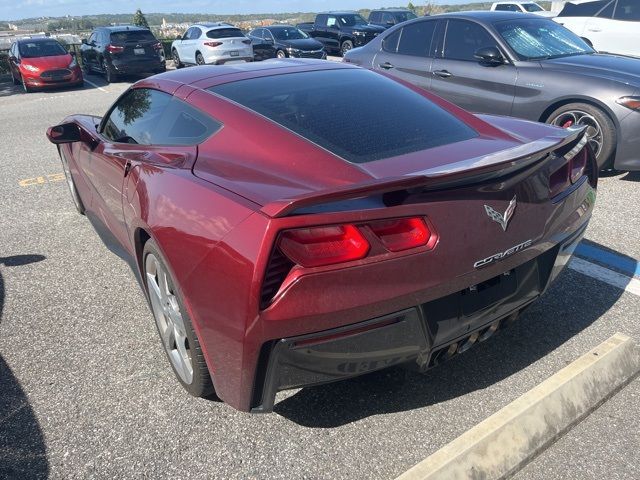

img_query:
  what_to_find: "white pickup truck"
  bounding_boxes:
[490,2,556,16]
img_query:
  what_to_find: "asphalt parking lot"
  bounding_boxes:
[0,72,639,479]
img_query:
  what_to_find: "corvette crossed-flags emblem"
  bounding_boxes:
[484,196,517,232]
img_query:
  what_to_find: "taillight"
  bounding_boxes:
[153,42,163,50]
[279,225,369,268]
[570,148,587,184]
[549,162,570,198]
[203,41,222,47]
[242,39,252,45]
[106,44,124,53]
[368,217,431,252]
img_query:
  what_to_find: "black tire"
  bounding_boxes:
[22,78,31,93]
[172,49,183,69]
[103,59,117,83]
[196,52,205,65]
[546,102,616,170]
[276,49,287,59]
[58,146,85,214]
[340,40,353,57]
[142,240,216,398]
[11,70,20,85]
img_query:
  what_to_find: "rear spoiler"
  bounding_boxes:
[260,126,587,218]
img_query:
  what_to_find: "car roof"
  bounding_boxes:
[265,25,296,29]
[371,8,414,12]
[320,11,359,15]
[139,59,354,91]
[98,26,150,32]
[194,22,235,29]
[430,10,544,23]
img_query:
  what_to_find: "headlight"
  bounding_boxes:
[287,47,301,54]
[23,64,39,72]
[354,31,366,36]
[617,96,640,111]
[68,57,77,68]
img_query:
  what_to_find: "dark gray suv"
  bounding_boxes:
[345,11,640,171]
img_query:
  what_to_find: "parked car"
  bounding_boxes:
[344,11,640,171]
[171,23,253,67]
[491,1,556,16]
[368,9,418,28]
[297,11,385,56]
[8,37,83,92]
[81,26,165,83]
[249,25,325,60]
[46,60,596,412]
[554,0,640,56]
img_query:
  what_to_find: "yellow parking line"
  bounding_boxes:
[18,173,65,187]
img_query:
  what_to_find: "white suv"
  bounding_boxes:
[554,0,640,57]
[490,2,556,16]
[171,23,253,67]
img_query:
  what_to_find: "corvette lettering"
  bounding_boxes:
[474,239,533,268]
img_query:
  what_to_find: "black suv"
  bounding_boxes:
[81,26,165,83]
[368,9,418,29]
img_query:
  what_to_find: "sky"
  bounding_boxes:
[0,0,473,22]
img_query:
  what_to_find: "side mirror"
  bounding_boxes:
[266,37,274,44]
[81,39,88,45]
[474,46,505,65]
[386,21,395,26]
[46,123,82,144]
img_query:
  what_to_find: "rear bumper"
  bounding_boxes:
[250,221,588,413]
[111,58,166,74]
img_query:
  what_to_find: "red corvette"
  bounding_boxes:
[9,37,83,92]
[47,60,596,412]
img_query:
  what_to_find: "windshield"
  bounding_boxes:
[522,3,544,12]
[495,18,594,60]
[271,27,308,40]
[339,14,369,26]
[19,40,67,58]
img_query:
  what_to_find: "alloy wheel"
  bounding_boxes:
[103,60,112,83]
[145,254,193,384]
[196,53,205,65]
[172,50,182,68]
[551,110,603,158]
[276,50,286,59]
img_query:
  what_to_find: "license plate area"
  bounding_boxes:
[230,50,239,57]
[461,270,517,316]
[134,48,145,55]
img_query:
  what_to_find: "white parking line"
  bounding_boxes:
[569,257,640,297]
[83,79,108,93]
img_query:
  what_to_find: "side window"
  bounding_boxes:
[383,13,395,24]
[102,89,173,144]
[370,12,380,23]
[382,28,401,52]
[597,1,615,18]
[327,16,337,28]
[443,20,497,61]
[264,30,274,41]
[396,21,437,57]
[88,33,96,44]
[316,14,327,26]
[614,0,640,21]
[558,0,609,17]
[190,27,202,39]
[102,89,221,146]
[495,4,516,11]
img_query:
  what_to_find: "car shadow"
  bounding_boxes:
[620,171,640,182]
[274,242,632,427]
[0,255,49,479]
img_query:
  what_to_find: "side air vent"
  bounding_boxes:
[260,248,295,309]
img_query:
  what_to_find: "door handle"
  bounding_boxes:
[587,28,602,32]
[433,70,452,78]
[379,62,394,70]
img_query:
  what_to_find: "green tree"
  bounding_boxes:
[407,2,417,12]
[133,9,149,28]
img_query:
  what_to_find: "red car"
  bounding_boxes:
[9,37,83,92]
[46,60,597,412]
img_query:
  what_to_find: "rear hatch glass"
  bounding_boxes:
[208,68,477,164]
[207,28,246,39]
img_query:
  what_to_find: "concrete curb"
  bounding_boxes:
[396,333,640,480]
